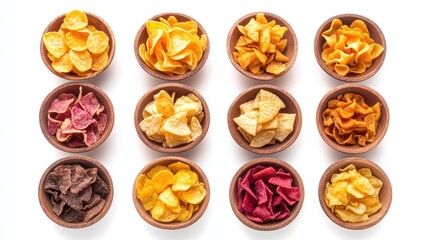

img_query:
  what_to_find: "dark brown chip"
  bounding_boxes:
[92,175,110,198]
[84,199,105,222]
[61,208,85,223]
[44,167,71,195]
[83,194,102,211]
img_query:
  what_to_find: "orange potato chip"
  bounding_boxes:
[43,32,68,59]
[63,10,88,30]
[234,89,295,147]
[233,13,289,75]
[65,30,89,51]
[87,31,109,54]
[51,53,73,73]
[135,162,206,223]
[68,49,92,72]
[324,164,383,223]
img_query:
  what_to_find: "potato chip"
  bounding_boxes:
[322,93,381,146]
[139,90,204,148]
[321,19,384,76]
[139,16,207,75]
[43,10,111,76]
[233,13,289,75]
[234,90,295,147]
[324,164,383,223]
[135,162,206,223]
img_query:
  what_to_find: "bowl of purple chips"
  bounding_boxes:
[38,155,113,228]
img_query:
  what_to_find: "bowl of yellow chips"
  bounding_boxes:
[316,83,389,154]
[134,83,210,153]
[227,84,302,154]
[39,82,115,153]
[41,10,115,81]
[318,157,392,230]
[227,12,298,81]
[314,14,386,82]
[133,156,210,229]
[134,12,210,81]
[38,155,114,228]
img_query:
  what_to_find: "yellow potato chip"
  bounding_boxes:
[87,31,109,54]
[91,50,109,71]
[189,116,202,141]
[150,170,174,193]
[139,113,164,137]
[168,161,191,174]
[135,173,149,191]
[151,199,180,222]
[43,32,68,58]
[158,187,179,208]
[51,53,73,73]
[172,170,199,192]
[65,30,89,51]
[162,112,191,136]
[181,183,206,204]
[138,185,158,211]
[146,165,171,179]
[68,49,92,72]
[63,10,88,30]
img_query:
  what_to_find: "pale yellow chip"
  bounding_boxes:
[158,187,179,208]
[43,32,68,58]
[250,129,275,148]
[87,31,109,54]
[139,113,164,137]
[275,113,296,142]
[234,111,259,136]
[63,10,88,30]
[162,112,191,136]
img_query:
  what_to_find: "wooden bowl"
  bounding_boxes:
[227,84,302,154]
[316,84,389,154]
[38,155,114,228]
[318,157,392,230]
[134,12,210,81]
[134,83,210,153]
[39,82,114,153]
[314,14,386,82]
[132,156,210,229]
[227,12,298,81]
[40,11,115,81]
[229,157,304,231]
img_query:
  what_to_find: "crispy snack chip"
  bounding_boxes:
[322,93,381,146]
[324,164,383,223]
[233,13,289,75]
[321,19,384,76]
[43,10,110,76]
[135,162,206,223]
[139,16,208,75]
[233,89,295,148]
[139,90,204,148]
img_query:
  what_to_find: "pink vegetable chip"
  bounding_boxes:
[252,166,277,181]
[79,92,100,116]
[71,105,97,130]
[48,114,62,135]
[48,97,75,114]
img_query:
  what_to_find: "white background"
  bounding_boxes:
[1,0,427,239]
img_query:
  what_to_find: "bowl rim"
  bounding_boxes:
[314,13,386,82]
[318,157,392,230]
[227,84,302,154]
[40,11,116,81]
[315,83,389,154]
[39,82,115,153]
[134,82,210,153]
[132,156,210,229]
[226,11,298,81]
[38,155,114,228]
[229,157,305,231]
[134,12,210,81]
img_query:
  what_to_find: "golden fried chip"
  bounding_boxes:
[150,170,174,193]
[275,113,296,142]
[146,165,171,179]
[181,183,206,204]
[65,30,89,51]
[234,111,259,136]
[91,50,109,71]
[63,10,88,30]
[43,32,68,58]
[158,187,179,208]
[68,49,92,72]
[172,170,199,192]
[250,129,275,148]
[150,199,180,222]
[52,53,73,73]
[139,113,164,137]
[138,185,158,211]
[168,162,191,174]
[87,31,109,54]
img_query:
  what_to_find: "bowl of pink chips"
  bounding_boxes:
[39,82,114,153]
[229,157,304,231]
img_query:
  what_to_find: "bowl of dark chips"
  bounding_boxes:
[38,155,113,228]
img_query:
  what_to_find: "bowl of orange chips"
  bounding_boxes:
[318,157,392,230]
[133,156,210,229]
[134,83,210,153]
[134,12,210,81]
[227,84,302,154]
[229,157,304,231]
[39,82,115,153]
[314,14,386,82]
[227,12,298,81]
[41,10,115,81]
[316,83,389,154]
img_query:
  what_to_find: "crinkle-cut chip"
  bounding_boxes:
[43,32,68,59]
[63,10,88,30]
[138,185,158,210]
[250,130,275,148]
[275,113,296,142]
[258,100,283,123]
[335,209,369,223]
[172,170,199,192]
[65,30,89,51]
[234,111,259,136]
[146,165,171,179]
[69,49,92,72]
[139,113,164,137]
[162,112,190,136]
[181,183,206,204]
[167,162,191,174]
[158,187,179,207]
[87,31,109,54]
[71,105,96,130]
[91,50,109,71]
[79,92,100,116]
[150,170,174,194]
[52,53,73,73]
